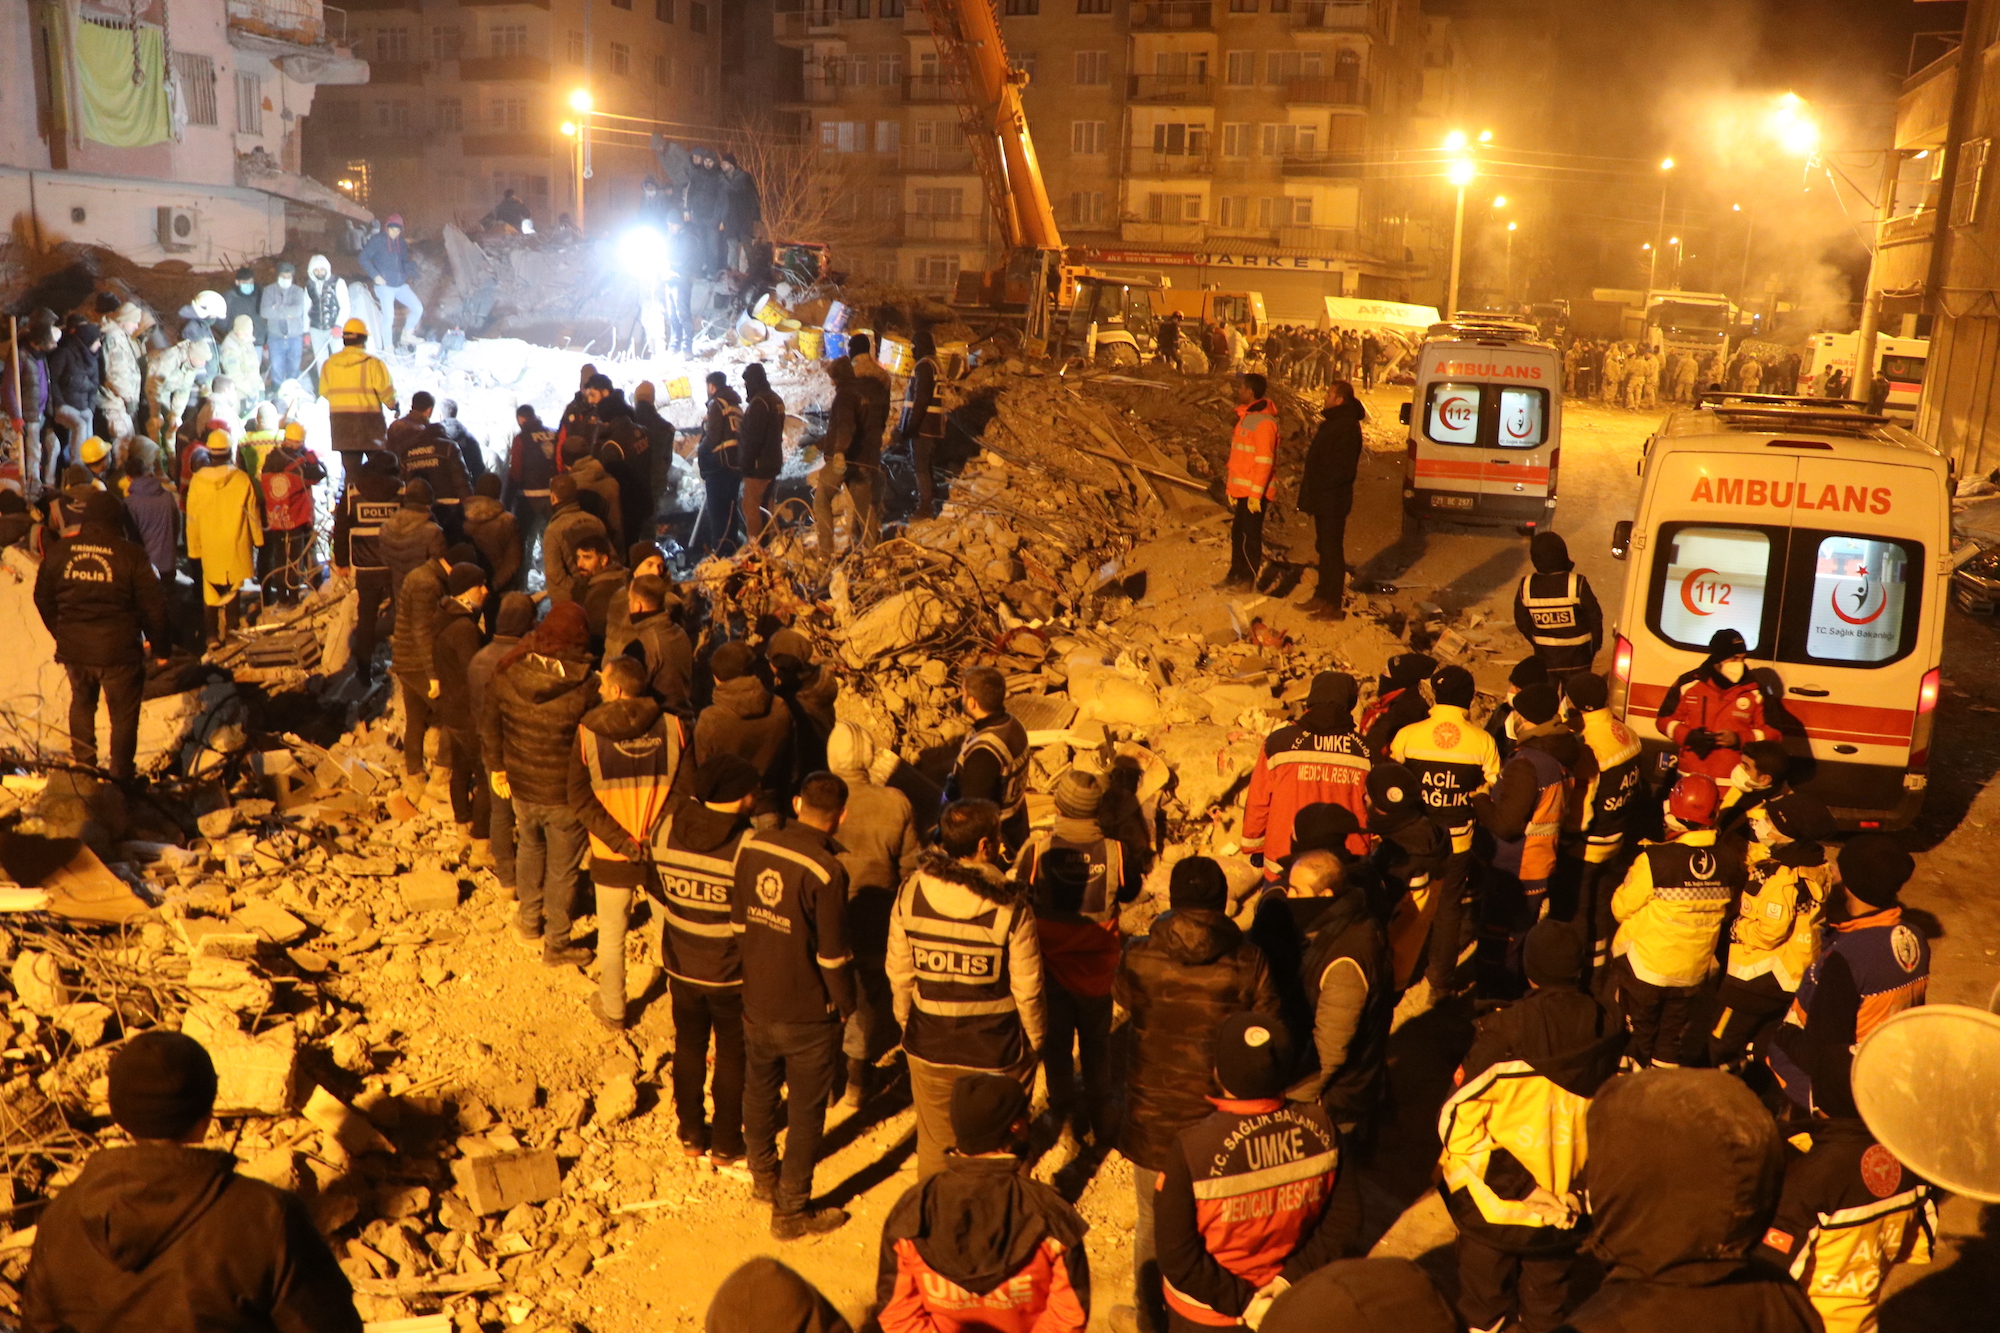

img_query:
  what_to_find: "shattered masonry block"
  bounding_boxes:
[177,917,263,960]
[397,868,461,913]
[10,952,73,1014]
[233,900,310,946]
[451,1146,562,1216]
[183,1006,299,1116]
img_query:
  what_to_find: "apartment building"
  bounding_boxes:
[775,0,1454,320]
[304,0,723,234]
[0,0,370,266]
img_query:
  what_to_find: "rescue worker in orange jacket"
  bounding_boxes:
[1471,684,1576,998]
[1155,1012,1360,1331]
[1242,671,1372,877]
[1657,627,1779,784]
[875,1072,1090,1333]
[1221,373,1279,590]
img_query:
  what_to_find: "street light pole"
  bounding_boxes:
[1505,220,1516,304]
[1852,148,1903,404]
[1448,183,1466,315]
[1648,158,1674,305]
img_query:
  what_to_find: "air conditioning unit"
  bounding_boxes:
[157,206,197,252]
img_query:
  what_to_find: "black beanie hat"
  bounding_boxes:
[495,592,536,638]
[1513,683,1561,725]
[474,472,502,499]
[711,641,754,681]
[1387,652,1438,687]
[1213,1011,1292,1100]
[1305,671,1358,711]
[696,753,761,804]
[1838,834,1916,908]
[109,1031,218,1140]
[1169,856,1228,911]
[401,478,434,507]
[1563,672,1609,711]
[1431,664,1476,709]
[1366,764,1421,818]
[1525,920,1586,987]
[950,1072,1029,1155]
[1260,1258,1459,1333]
[1704,626,1750,665]
[1291,802,1361,858]
[446,562,486,596]
[80,490,123,531]
[1509,656,1549,690]
[1765,791,1837,844]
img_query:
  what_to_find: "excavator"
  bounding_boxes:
[914,0,1163,364]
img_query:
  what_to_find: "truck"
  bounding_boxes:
[1800,332,1930,423]
[1160,289,1268,342]
[1644,292,1735,364]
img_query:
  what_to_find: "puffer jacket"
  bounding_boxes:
[569,455,624,550]
[479,649,599,807]
[539,499,606,604]
[430,597,484,732]
[48,325,102,417]
[390,559,448,681]
[460,494,522,591]
[122,475,180,580]
[376,506,445,604]
[695,674,796,811]
[1115,907,1282,1172]
[625,607,694,717]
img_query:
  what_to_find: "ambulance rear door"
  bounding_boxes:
[1411,342,1561,526]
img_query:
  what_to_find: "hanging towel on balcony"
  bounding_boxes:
[75,18,171,148]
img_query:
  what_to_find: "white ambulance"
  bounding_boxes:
[1607,393,1951,829]
[1398,316,1563,530]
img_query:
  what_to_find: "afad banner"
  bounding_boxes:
[1323,296,1441,333]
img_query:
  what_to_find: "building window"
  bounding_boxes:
[1220,123,1254,157]
[174,52,218,127]
[236,72,263,134]
[880,54,904,84]
[609,42,630,76]
[1225,51,1256,86]
[1267,51,1323,83]
[882,0,906,17]
[914,186,965,216]
[871,185,900,218]
[693,61,710,95]
[1258,195,1312,227]
[1077,0,1109,11]
[1071,120,1106,154]
[656,0,676,19]
[1217,195,1250,228]
[1261,123,1319,155]
[612,0,632,9]
[821,120,870,152]
[1953,138,1991,228]
[876,120,902,151]
[873,255,899,282]
[430,25,461,61]
[491,97,529,131]
[434,98,463,131]
[654,55,670,84]
[691,3,708,33]
[374,27,410,62]
[373,99,411,132]
[1151,122,1208,154]
[491,25,529,57]
[1070,190,1107,224]
[915,254,962,288]
[567,30,586,64]
[1229,0,1258,10]
[1074,51,1109,86]
[1147,192,1202,223]
[1011,53,1038,80]
[1003,0,1041,13]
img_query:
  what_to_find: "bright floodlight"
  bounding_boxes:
[1660,157,1675,171]
[1669,235,1680,245]
[560,121,577,137]
[1507,221,1517,231]
[1768,94,1818,157]
[1447,158,1476,187]
[1642,242,1652,250]
[1443,130,1468,152]
[1493,195,1508,207]
[1477,130,1493,143]
[618,225,668,278]
[569,88,594,113]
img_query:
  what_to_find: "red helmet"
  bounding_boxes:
[1668,773,1720,828]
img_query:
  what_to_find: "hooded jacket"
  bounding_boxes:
[376,506,445,604]
[1242,691,1373,870]
[304,257,349,332]
[625,607,695,717]
[876,1154,1090,1333]
[49,323,103,417]
[461,493,522,591]
[655,794,754,988]
[1474,722,1578,882]
[539,498,607,604]
[1299,397,1364,516]
[123,474,181,580]
[319,344,395,452]
[480,649,599,807]
[33,514,170,666]
[695,673,796,810]
[20,1143,362,1333]
[1565,1070,1819,1333]
[358,228,413,287]
[391,558,450,681]
[1115,908,1282,1172]
[568,454,625,550]
[569,695,682,888]
[707,1256,851,1333]
[431,596,485,731]
[183,464,263,595]
[698,385,744,480]
[739,381,787,480]
[1438,986,1627,1253]
[888,851,1047,1072]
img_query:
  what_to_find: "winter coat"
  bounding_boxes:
[480,649,599,807]
[1299,398,1364,516]
[222,286,263,344]
[19,1143,362,1333]
[101,326,144,408]
[32,519,170,666]
[123,475,180,580]
[1226,397,1279,500]
[829,766,922,899]
[624,606,694,716]
[1657,664,1778,783]
[331,452,402,570]
[569,695,682,887]
[49,326,103,418]
[568,455,624,550]
[260,281,310,341]
[1292,891,1393,1122]
[1474,723,1579,882]
[439,417,486,481]
[685,163,724,226]
[431,597,485,732]
[698,386,744,479]
[1242,706,1373,867]
[305,258,350,332]
[387,416,471,502]
[358,230,413,287]
[461,494,522,591]
[1564,1070,1820,1333]
[377,507,446,604]
[875,1154,1090,1333]
[695,673,797,810]
[888,851,1047,1071]
[183,465,262,598]
[1725,841,1836,992]
[319,346,396,453]
[539,499,607,604]
[1612,829,1737,989]
[721,167,762,236]
[1770,905,1930,1116]
[466,633,520,767]
[707,1255,852,1333]
[1115,908,1281,1172]
[217,328,263,401]
[391,559,449,681]
[739,387,787,480]
[2,342,53,421]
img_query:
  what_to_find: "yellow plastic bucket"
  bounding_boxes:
[754,295,789,327]
[797,328,824,359]
[878,334,914,376]
[666,376,693,401]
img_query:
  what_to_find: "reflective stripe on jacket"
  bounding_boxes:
[1226,398,1279,500]
[1389,704,1501,852]
[1518,571,1589,646]
[1612,830,1732,987]
[1575,709,1643,862]
[888,856,1045,1071]
[1727,845,1834,990]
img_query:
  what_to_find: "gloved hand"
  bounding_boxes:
[1247,496,1262,514]
[427,679,440,699]
[1715,729,1741,749]
[490,770,512,799]
[1243,1277,1291,1330]
[1685,728,1719,760]
[1248,851,1265,869]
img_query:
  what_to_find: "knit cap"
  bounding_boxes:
[109,1031,218,1141]
[1838,834,1915,908]
[949,1072,1029,1156]
[1054,769,1105,819]
[1213,1012,1292,1100]
[447,563,486,596]
[1169,856,1228,911]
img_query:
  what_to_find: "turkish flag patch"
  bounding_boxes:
[1763,1227,1794,1253]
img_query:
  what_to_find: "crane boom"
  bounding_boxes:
[915,0,1063,254]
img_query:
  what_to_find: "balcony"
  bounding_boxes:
[457,0,551,7]
[901,144,976,174]
[904,75,955,103]
[333,0,415,11]
[782,79,843,105]
[1291,1,1377,34]
[346,133,425,159]
[1881,210,1937,247]
[1126,148,1214,177]
[1285,76,1369,108]
[1897,51,1956,152]
[366,59,425,85]
[775,5,846,44]
[1277,225,1364,253]
[458,55,552,82]
[1121,220,1206,244]
[462,132,549,157]
[1130,1,1212,32]
[1127,73,1213,105]
[1280,150,1365,177]
[227,0,345,47]
[905,213,985,243]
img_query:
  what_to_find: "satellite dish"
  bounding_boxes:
[1852,1005,2000,1203]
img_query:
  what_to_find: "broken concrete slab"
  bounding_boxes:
[0,833,154,924]
[50,1001,114,1047]
[233,900,310,945]
[177,917,262,961]
[10,952,72,1015]
[304,1084,398,1156]
[840,589,949,666]
[183,1006,298,1115]
[396,868,461,913]
[452,1146,561,1215]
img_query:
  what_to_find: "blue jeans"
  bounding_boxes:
[378,282,424,341]
[269,333,302,386]
[513,800,584,953]
[742,1016,840,1215]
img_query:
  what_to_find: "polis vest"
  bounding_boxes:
[653,812,744,988]
[898,873,1027,1071]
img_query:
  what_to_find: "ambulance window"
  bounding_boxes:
[1496,388,1549,449]
[1881,355,1925,384]
[1777,531,1923,667]
[1646,523,1779,655]
[1424,381,1483,445]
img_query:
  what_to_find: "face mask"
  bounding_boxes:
[1505,710,1522,740]
[278,275,293,288]
[238,282,254,294]
[1719,659,1746,683]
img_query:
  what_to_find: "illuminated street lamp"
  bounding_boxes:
[1768,92,1819,159]
[1648,156,1676,299]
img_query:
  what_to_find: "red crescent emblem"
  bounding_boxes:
[1830,580,1887,625]
[1860,1144,1903,1198]
[1680,567,1717,617]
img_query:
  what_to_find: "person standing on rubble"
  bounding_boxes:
[21,1030,363,1333]
[719,152,762,274]
[432,562,493,850]
[319,318,397,455]
[685,149,727,277]
[694,371,744,557]
[377,478,446,609]
[184,442,262,648]
[506,405,559,568]
[32,491,169,782]
[1298,380,1365,620]
[697,641,797,820]
[391,544,465,800]
[897,329,946,521]
[358,214,424,347]
[1242,671,1373,878]
[948,665,1031,854]
[813,358,874,558]
[540,473,608,605]
[738,363,786,544]
[469,592,535,892]
[332,449,403,681]
[483,600,599,967]
[736,771,857,1239]
[1221,374,1278,591]
[388,393,472,543]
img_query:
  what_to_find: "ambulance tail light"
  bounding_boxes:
[1609,633,1634,718]
[1910,667,1941,769]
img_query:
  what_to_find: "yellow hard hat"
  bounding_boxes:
[283,421,307,443]
[205,428,233,453]
[342,318,368,336]
[79,436,109,466]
